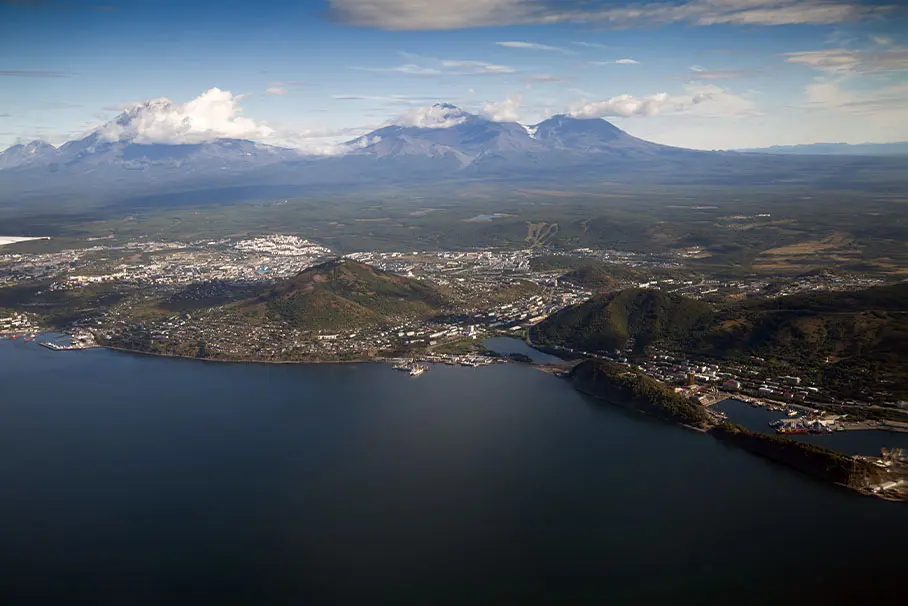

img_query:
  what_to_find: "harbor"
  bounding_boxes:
[713,398,908,457]
[37,332,100,352]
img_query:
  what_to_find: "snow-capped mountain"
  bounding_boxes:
[0,140,60,170]
[1,102,903,211]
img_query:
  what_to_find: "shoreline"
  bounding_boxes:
[40,341,908,436]
[102,345,378,366]
[567,359,907,503]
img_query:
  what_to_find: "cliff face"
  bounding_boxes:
[570,359,712,428]
[709,423,886,488]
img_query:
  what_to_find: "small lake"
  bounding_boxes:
[483,337,563,364]
[714,399,908,456]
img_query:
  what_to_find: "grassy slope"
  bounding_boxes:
[236,258,448,331]
[531,288,714,352]
[534,283,908,397]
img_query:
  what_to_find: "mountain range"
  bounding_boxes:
[1,103,907,213]
[739,142,908,156]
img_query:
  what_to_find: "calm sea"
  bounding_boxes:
[0,338,905,605]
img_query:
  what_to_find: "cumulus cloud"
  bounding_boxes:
[569,93,674,118]
[481,93,522,122]
[495,41,571,53]
[785,47,908,74]
[568,84,758,119]
[329,0,889,30]
[94,88,275,144]
[396,103,471,128]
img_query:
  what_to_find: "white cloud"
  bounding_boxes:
[572,41,610,49]
[481,93,522,122]
[496,41,571,53]
[95,88,275,144]
[440,60,518,74]
[396,103,470,128]
[872,35,893,46]
[329,0,889,30]
[680,84,760,118]
[569,93,674,118]
[354,58,517,76]
[587,59,640,66]
[353,64,443,75]
[785,47,908,74]
[265,87,288,95]
[332,94,429,104]
[568,84,758,119]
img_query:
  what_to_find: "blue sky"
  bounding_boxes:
[1,0,907,150]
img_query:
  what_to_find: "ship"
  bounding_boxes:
[778,427,811,435]
[409,365,426,377]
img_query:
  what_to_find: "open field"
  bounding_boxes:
[2,182,907,277]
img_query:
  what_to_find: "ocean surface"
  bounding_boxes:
[1,338,906,605]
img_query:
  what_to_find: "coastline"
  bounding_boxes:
[18,339,907,501]
[565,359,907,502]
[102,345,378,366]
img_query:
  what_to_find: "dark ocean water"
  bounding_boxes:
[0,339,905,605]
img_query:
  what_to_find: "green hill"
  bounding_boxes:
[533,282,908,398]
[531,288,714,352]
[237,258,448,331]
[706,283,908,396]
[530,256,640,291]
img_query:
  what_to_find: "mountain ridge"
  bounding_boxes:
[2,103,907,211]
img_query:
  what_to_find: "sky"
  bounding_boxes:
[1,0,907,151]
